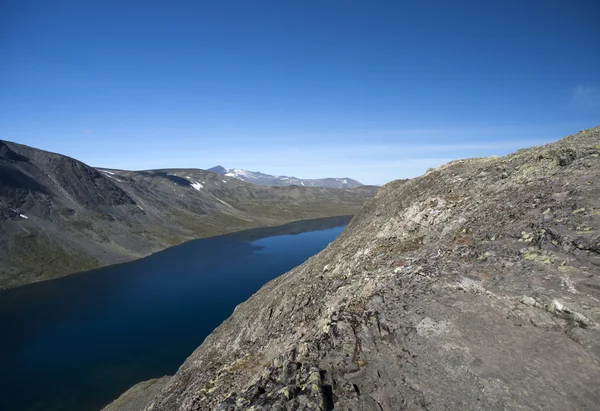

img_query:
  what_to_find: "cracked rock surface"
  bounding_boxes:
[115,127,600,411]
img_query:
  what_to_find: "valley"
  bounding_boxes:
[0,140,377,288]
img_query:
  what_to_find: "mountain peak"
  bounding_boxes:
[207,165,227,174]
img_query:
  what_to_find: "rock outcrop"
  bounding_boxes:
[0,140,377,288]
[102,378,172,411]
[120,127,599,410]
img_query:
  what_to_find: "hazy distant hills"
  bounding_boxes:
[0,140,378,288]
[208,165,364,188]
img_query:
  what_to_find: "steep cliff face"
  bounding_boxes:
[132,127,600,410]
[0,140,377,288]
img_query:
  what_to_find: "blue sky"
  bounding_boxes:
[1,0,599,185]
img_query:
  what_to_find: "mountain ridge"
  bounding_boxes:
[208,165,364,189]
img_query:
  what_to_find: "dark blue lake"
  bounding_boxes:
[0,216,351,411]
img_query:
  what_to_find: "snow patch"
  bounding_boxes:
[225,169,259,180]
[213,197,233,208]
[232,169,252,177]
[103,173,122,182]
[222,180,227,183]
[100,170,115,175]
[19,214,28,219]
[191,182,203,191]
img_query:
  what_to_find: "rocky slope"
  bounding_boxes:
[112,127,599,410]
[208,165,363,188]
[103,378,172,411]
[0,141,377,288]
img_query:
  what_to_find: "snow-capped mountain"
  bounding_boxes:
[207,166,363,189]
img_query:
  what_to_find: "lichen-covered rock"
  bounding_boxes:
[102,377,171,411]
[121,127,600,410]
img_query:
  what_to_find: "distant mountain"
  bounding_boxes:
[207,165,227,174]
[208,165,363,188]
[0,141,378,288]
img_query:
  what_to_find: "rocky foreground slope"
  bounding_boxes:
[0,141,376,288]
[108,127,600,410]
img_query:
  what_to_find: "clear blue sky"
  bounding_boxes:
[1,0,599,185]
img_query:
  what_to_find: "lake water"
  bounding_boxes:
[0,216,351,411]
